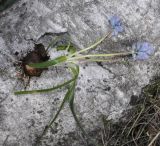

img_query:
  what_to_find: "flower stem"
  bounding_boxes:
[69,32,112,57]
[68,52,132,61]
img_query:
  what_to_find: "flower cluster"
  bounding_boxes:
[108,15,155,60]
[108,15,124,36]
[132,42,155,60]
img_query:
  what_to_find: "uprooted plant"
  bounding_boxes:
[14,16,155,145]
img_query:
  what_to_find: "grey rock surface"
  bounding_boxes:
[0,0,160,145]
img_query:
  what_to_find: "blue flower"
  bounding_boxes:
[108,15,124,36]
[132,42,155,60]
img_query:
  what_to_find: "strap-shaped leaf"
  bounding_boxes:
[14,78,75,95]
[36,79,76,144]
[68,46,76,54]
[56,45,68,51]
[69,64,79,78]
[69,93,87,136]
[56,44,77,55]
[68,79,87,136]
[29,56,67,68]
[46,36,62,52]
[56,42,71,51]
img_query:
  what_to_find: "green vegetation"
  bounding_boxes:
[14,33,134,145]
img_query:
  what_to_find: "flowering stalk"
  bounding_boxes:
[69,31,112,57]
[68,52,132,62]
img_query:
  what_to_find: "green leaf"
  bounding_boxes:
[68,80,87,136]
[36,80,76,143]
[14,78,75,95]
[56,44,76,55]
[29,56,67,68]
[56,45,68,51]
[46,36,62,52]
[69,64,79,78]
[46,78,77,127]
[69,95,87,136]
[66,65,87,135]
[68,46,76,54]
[56,42,71,51]
[36,91,68,145]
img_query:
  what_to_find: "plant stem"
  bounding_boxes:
[68,52,132,61]
[69,32,112,57]
[81,59,111,63]
[148,131,160,146]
